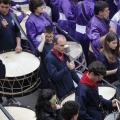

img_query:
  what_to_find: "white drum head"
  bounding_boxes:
[98,86,116,100]
[61,93,75,107]
[66,42,82,59]
[0,106,36,120]
[104,112,119,120]
[0,51,40,77]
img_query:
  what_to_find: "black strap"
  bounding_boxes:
[81,2,89,22]
[10,12,35,49]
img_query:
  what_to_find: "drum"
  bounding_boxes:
[66,41,86,71]
[0,105,36,120]
[98,86,116,100]
[61,71,82,106]
[104,112,119,120]
[0,50,40,97]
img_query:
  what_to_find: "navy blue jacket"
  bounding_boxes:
[45,51,79,99]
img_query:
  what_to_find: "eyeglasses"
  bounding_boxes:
[45,36,54,39]
[49,99,57,103]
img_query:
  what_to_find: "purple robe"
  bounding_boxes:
[57,0,76,39]
[26,12,57,47]
[110,10,120,39]
[50,0,60,22]
[11,0,29,6]
[86,16,109,59]
[75,0,95,65]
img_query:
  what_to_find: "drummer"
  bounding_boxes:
[45,34,80,99]
[0,0,22,52]
[75,61,120,120]
[26,0,57,49]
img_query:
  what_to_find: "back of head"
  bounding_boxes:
[0,0,11,4]
[44,26,53,34]
[94,1,109,15]
[35,89,55,120]
[54,34,66,44]
[29,0,44,13]
[88,61,106,76]
[61,101,80,120]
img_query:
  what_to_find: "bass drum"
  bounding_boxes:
[0,105,36,120]
[104,112,119,120]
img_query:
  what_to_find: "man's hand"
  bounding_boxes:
[1,19,8,28]
[112,99,120,107]
[15,46,22,53]
[67,61,75,70]
[109,26,116,33]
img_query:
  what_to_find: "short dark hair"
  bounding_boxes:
[44,26,53,33]
[0,0,11,4]
[88,61,106,76]
[29,0,44,13]
[61,101,80,120]
[94,1,109,15]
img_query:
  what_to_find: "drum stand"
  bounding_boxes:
[7,98,21,106]
[0,103,14,120]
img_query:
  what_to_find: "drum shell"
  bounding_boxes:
[104,112,119,120]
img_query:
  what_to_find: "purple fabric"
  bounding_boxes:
[86,16,109,59]
[57,0,76,38]
[26,12,57,47]
[11,0,29,6]
[75,0,95,25]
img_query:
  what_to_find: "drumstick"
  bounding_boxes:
[116,102,120,113]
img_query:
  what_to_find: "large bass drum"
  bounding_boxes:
[0,50,40,97]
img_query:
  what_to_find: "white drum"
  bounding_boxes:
[66,41,86,71]
[98,86,116,100]
[0,50,40,97]
[104,112,119,120]
[0,105,36,120]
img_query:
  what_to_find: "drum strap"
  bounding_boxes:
[9,12,35,49]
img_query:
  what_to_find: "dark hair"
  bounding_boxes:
[44,26,53,33]
[61,101,80,120]
[54,34,66,43]
[94,1,109,15]
[35,89,56,120]
[0,0,11,4]
[88,61,106,76]
[104,32,120,64]
[29,0,44,13]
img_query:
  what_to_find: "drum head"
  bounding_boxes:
[0,51,40,77]
[98,86,116,100]
[0,106,36,120]
[61,91,75,107]
[104,112,119,120]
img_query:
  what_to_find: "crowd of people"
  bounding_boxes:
[1,0,120,120]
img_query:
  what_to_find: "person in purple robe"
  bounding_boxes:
[75,0,95,65]
[11,0,29,6]
[110,0,120,39]
[57,0,79,40]
[26,0,57,48]
[86,1,116,64]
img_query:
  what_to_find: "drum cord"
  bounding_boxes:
[0,104,14,120]
[42,13,79,44]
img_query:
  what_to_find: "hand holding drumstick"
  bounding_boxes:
[112,99,120,112]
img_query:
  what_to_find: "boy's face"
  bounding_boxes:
[91,73,103,82]
[0,3,10,15]
[100,7,110,17]
[45,32,54,43]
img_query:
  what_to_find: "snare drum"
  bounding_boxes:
[98,86,116,100]
[104,112,119,120]
[0,105,36,120]
[66,41,86,72]
[0,50,40,97]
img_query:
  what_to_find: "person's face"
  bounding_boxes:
[54,38,67,53]
[35,5,43,14]
[0,3,10,15]
[90,72,103,82]
[100,7,110,17]
[45,32,54,43]
[73,114,79,120]
[49,95,57,109]
[107,39,118,50]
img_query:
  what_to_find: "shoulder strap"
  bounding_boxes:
[81,2,89,22]
[10,12,35,49]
